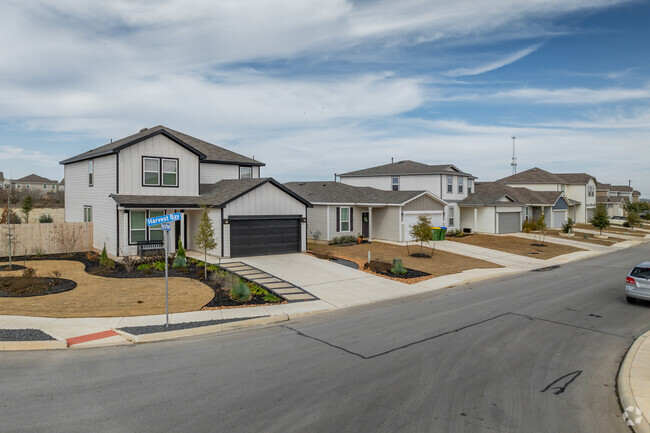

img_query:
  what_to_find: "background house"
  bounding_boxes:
[285,181,447,242]
[61,125,311,258]
[338,160,476,231]
[8,174,60,197]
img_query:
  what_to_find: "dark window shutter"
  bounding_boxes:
[336,207,340,232]
[350,208,354,232]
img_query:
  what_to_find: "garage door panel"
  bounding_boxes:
[498,212,521,234]
[553,211,567,228]
[403,212,443,241]
[230,218,300,257]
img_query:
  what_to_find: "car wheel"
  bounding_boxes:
[626,296,637,304]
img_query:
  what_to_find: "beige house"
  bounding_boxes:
[285,181,448,242]
[5,174,60,196]
[495,168,596,223]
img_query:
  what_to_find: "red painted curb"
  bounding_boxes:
[66,330,119,346]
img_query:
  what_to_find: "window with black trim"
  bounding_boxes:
[130,211,146,243]
[142,157,178,187]
[148,210,165,241]
[392,177,399,191]
[88,160,94,186]
[447,176,453,193]
[240,166,252,179]
[339,207,350,232]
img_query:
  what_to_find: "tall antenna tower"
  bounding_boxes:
[510,136,517,174]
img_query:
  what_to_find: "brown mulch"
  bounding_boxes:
[447,234,585,259]
[308,241,501,284]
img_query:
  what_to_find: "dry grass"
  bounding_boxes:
[447,234,585,259]
[574,223,646,237]
[543,229,624,246]
[0,260,214,318]
[308,241,501,280]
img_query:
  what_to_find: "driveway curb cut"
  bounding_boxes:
[0,339,67,351]
[618,331,650,433]
[116,314,290,344]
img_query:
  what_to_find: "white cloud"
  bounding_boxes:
[445,45,541,77]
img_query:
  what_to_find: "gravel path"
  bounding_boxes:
[120,316,268,335]
[0,329,55,341]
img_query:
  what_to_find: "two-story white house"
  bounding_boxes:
[338,160,476,232]
[61,125,311,258]
[495,167,597,223]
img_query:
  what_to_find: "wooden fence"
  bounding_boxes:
[1,222,93,258]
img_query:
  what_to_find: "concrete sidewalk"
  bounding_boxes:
[619,330,650,433]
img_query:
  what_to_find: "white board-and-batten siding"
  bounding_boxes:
[64,155,118,255]
[199,164,261,184]
[118,135,200,196]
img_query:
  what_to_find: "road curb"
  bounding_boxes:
[116,314,290,344]
[618,331,650,433]
[0,339,67,351]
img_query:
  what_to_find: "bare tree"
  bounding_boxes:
[51,224,85,256]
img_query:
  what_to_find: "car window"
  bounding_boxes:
[631,267,650,279]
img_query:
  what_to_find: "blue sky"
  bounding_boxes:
[1,0,648,195]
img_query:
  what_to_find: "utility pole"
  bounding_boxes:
[511,136,517,175]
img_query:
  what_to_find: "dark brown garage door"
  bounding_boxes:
[230,217,301,257]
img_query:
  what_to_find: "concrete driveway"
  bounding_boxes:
[236,253,432,308]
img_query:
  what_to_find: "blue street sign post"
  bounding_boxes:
[147,213,181,327]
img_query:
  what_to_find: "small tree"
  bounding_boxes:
[173,238,187,268]
[21,195,33,223]
[561,217,575,234]
[409,214,433,256]
[533,214,547,245]
[626,211,640,229]
[589,203,610,235]
[194,205,217,280]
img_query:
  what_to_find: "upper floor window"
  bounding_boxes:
[88,160,94,186]
[43,184,47,189]
[392,177,399,191]
[468,179,473,194]
[239,166,252,179]
[447,176,453,193]
[458,177,464,194]
[143,157,178,187]
[561,184,565,192]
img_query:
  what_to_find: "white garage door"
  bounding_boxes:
[403,212,443,241]
[497,212,521,234]
[552,210,567,228]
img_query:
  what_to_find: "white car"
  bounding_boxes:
[626,262,650,304]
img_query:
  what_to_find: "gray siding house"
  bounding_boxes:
[61,125,311,258]
[285,181,447,242]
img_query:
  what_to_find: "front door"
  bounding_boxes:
[362,212,369,238]
[175,218,184,250]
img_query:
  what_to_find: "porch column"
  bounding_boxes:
[368,207,373,241]
[123,211,129,254]
[474,207,478,232]
[180,211,185,248]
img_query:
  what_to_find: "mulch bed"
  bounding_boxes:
[0,264,26,271]
[119,316,268,335]
[0,277,77,297]
[364,260,430,279]
[0,252,285,308]
[0,329,56,341]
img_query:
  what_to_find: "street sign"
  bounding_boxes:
[147,212,181,227]
[161,222,171,231]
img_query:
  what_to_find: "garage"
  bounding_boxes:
[552,210,567,228]
[497,212,521,234]
[229,217,301,257]
[403,211,443,241]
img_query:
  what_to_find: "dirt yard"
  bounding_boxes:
[574,223,646,237]
[308,241,502,279]
[543,229,625,246]
[0,260,214,318]
[447,234,585,259]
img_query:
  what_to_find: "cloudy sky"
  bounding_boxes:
[1,0,648,195]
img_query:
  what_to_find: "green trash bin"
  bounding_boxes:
[431,227,441,241]
[440,227,447,240]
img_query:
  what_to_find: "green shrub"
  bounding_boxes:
[522,220,537,233]
[561,217,575,234]
[38,214,54,223]
[332,235,358,245]
[173,239,187,268]
[230,282,252,302]
[99,244,113,268]
[263,292,283,303]
[187,258,199,265]
[153,261,166,271]
[137,263,152,271]
[390,258,407,275]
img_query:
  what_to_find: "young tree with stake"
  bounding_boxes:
[589,203,610,235]
[409,214,433,256]
[194,205,217,280]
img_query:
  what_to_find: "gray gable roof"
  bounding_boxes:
[111,178,311,208]
[611,185,633,192]
[339,160,474,178]
[61,125,264,166]
[459,182,578,207]
[14,173,57,183]
[497,167,596,185]
[284,181,440,205]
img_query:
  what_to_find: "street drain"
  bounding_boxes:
[532,265,560,272]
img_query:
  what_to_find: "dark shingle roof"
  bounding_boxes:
[497,167,597,185]
[14,174,57,183]
[61,125,264,166]
[111,178,310,208]
[611,185,633,192]
[284,181,439,205]
[339,160,474,178]
[459,182,578,207]
[596,182,611,189]
[555,172,597,184]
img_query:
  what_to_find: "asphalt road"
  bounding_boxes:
[2,243,650,433]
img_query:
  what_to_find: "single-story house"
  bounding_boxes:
[459,182,578,234]
[284,181,448,242]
